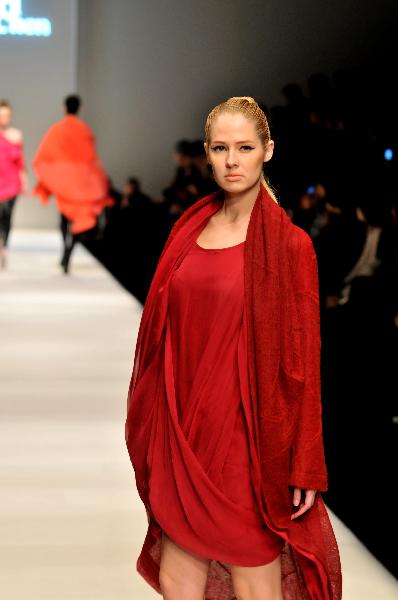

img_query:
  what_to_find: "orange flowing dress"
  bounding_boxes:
[33,115,113,233]
[147,237,284,565]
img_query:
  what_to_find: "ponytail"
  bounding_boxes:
[261,172,279,205]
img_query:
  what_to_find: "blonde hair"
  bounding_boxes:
[204,96,279,204]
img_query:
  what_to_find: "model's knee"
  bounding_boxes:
[232,578,282,600]
[159,567,177,598]
[159,533,209,598]
[159,567,205,600]
[231,556,283,600]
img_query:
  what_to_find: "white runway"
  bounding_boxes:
[0,230,396,599]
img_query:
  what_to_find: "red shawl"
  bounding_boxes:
[33,115,113,233]
[125,184,342,599]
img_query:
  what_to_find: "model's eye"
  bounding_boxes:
[210,145,225,152]
[241,145,255,151]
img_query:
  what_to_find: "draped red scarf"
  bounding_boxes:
[125,184,342,599]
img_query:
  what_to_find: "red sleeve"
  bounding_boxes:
[288,231,328,492]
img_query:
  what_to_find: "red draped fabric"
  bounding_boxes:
[125,184,342,599]
[149,237,285,566]
[33,115,113,233]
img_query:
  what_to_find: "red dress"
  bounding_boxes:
[147,237,284,567]
[0,134,23,202]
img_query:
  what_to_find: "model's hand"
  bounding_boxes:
[291,488,316,520]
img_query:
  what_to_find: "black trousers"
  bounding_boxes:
[0,196,17,246]
[60,214,76,272]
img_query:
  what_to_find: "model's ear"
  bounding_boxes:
[204,142,209,159]
[264,140,275,163]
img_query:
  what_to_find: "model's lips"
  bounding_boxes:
[225,174,243,180]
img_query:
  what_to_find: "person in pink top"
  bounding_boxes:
[0,99,27,269]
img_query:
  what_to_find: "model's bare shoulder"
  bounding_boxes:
[5,127,23,144]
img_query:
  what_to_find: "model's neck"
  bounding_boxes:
[221,181,261,223]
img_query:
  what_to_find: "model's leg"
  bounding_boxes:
[159,532,210,600]
[0,238,5,269]
[3,197,16,247]
[230,552,283,600]
[60,214,69,269]
[0,197,16,269]
[60,217,75,274]
[0,204,6,257]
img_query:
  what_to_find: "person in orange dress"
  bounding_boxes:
[33,95,113,273]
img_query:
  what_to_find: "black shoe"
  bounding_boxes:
[60,254,70,274]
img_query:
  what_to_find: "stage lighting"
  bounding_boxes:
[384,148,393,161]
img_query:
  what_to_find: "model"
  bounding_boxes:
[32,94,113,273]
[125,96,342,599]
[0,99,27,269]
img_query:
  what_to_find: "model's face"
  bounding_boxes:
[0,107,12,129]
[205,112,274,194]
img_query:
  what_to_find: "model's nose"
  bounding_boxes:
[226,150,239,168]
